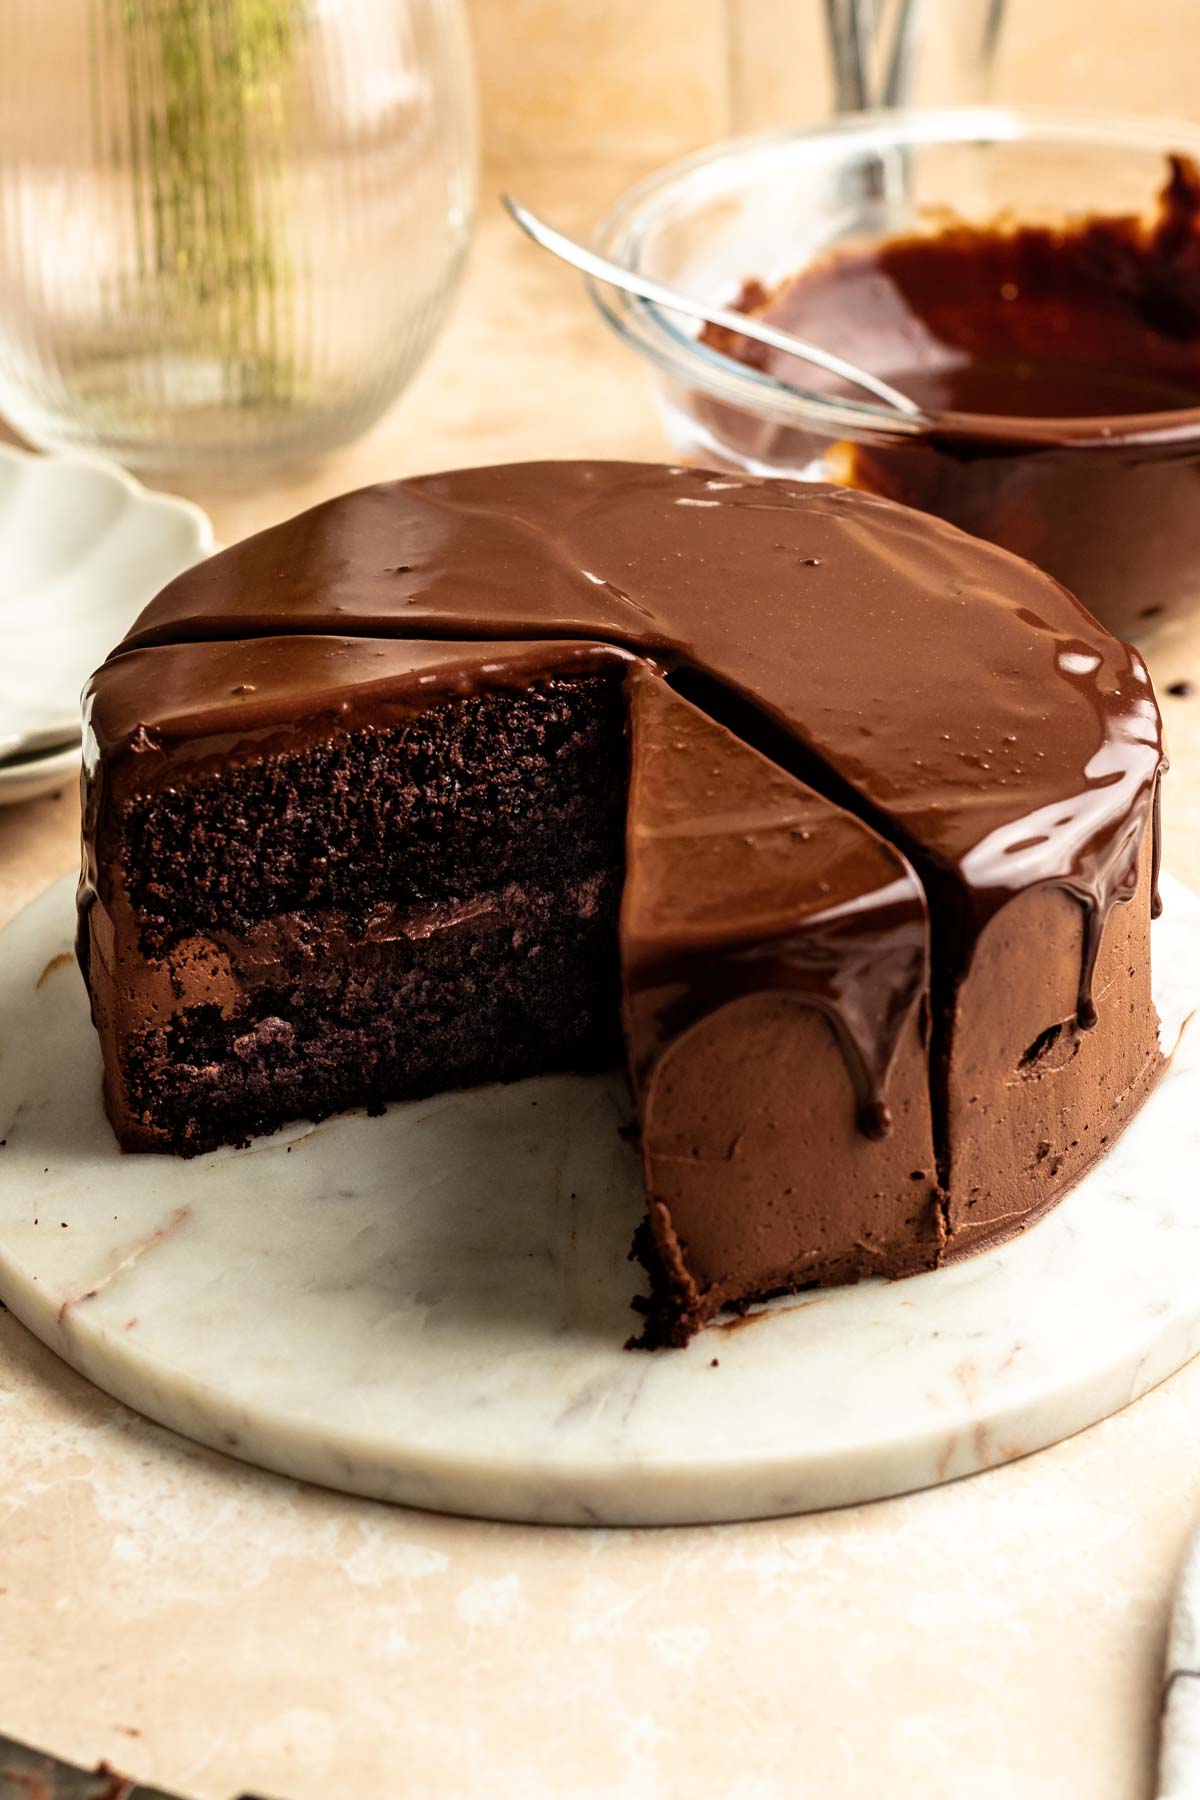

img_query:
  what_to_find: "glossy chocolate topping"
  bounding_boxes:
[710,155,1200,439]
[700,158,1200,638]
[112,460,1165,1029]
[84,633,638,784]
[621,665,927,1136]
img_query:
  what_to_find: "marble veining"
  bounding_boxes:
[0,874,1198,1528]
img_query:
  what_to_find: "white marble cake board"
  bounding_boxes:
[1,874,1199,1528]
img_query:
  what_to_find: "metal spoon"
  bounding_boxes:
[501,193,929,422]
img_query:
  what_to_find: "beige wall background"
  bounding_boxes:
[465,0,1200,167]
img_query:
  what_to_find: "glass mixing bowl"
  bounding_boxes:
[591,107,1200,639]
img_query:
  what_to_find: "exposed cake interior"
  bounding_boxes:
[88,657,630,1155]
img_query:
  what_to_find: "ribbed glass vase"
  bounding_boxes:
[0,0,477,472]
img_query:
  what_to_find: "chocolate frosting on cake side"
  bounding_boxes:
[621,667,941,1340]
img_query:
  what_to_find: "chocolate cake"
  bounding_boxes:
[78,462,1167,1345]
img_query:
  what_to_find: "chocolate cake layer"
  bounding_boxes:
[83,636,630,948]
[80,461,1168,1342]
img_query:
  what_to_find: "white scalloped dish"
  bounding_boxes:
[0,444,212,805]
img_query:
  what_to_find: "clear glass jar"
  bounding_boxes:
[0,0,477,473]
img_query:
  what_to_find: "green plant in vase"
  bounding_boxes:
[102,0,302,413]
[0,0,474,468]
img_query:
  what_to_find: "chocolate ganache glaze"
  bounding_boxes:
[701,156,1200,637]
[620,661,928,1139]
[82,461,1166,1336]
[113,461,1164,996]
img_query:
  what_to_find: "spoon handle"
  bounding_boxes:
[501,193,927,422]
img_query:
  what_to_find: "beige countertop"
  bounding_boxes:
[5,134,1200,1799]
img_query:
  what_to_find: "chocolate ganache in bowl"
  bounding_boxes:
[592,110,1200,638]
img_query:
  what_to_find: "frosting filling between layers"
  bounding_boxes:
[96,874,624,1158]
